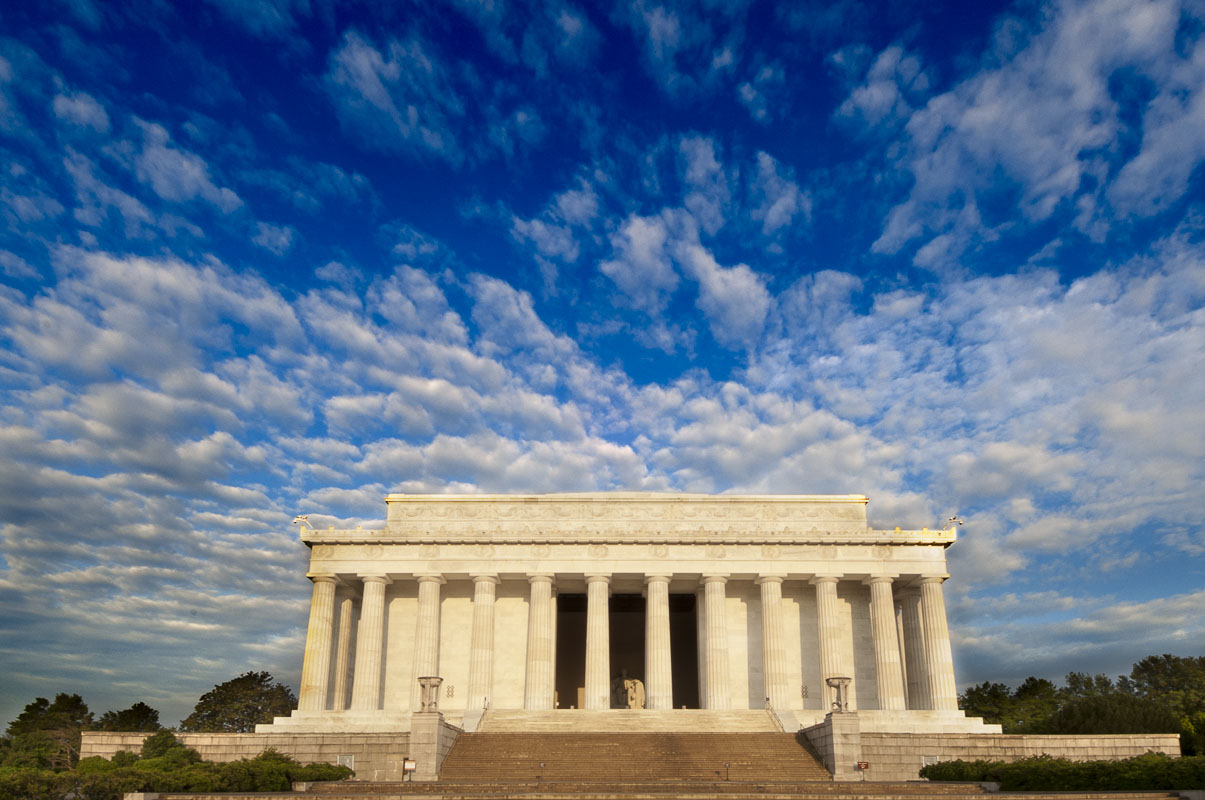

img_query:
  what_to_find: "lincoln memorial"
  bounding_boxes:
[81,491,1181,782]
[262,492,993,735]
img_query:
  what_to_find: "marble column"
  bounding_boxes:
[410,575,445,711]
[757,575,789,710]
[332,596,355,711]
[350,575,390,711]
[919,576,958,710]
[895,601,909,709]
[550,588,559,703]
[584,574,611,710]
[644,574,673,710]
[467,574,499,711]
[866,576,907,710]
[524,573,555,710]
[811,575,843,711]
[695,588,708,709]
[899,588,928,710]
[298,575,337,711]
[702,575,731,709]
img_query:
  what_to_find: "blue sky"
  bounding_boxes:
[1,0,1203,728]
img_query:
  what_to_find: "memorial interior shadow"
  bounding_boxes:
[553,593,699,709]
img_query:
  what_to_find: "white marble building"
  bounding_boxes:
[262,493,995,734]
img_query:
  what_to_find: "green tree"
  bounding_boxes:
[1062,672,1117,698]
[97,701,163,732]
[960,681,1015,726]
[3,693,94,769]
[180,671,297,733]
[1009,677,1060,732]
[1119,654,1205,718]
[1041,692,1181,734]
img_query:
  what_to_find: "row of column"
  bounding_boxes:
[296,572,960,714]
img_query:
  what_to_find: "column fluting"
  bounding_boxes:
[350,575,389,711]
[811,575,843,711]
[900,588,928,709]
[332,596,355,711]
[410,574,445,711]
[702,575,731,709]
[866,576,907,710]
[467,574,499,710]
[644,574,673,710]
[757,575,789,709]
[584,574,611,709]
[298,575,337,711]
[524,573,555,709]
[919,576,958,710]
[695,588,708,708]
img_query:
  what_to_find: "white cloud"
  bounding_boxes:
[134,121,242,213]
[52,90,109,133]
[325,31,465,164]
[737,62,785,123]
[0,250,38,279]
[750,151,809,235]
[872,0,1203,263]
[834,44,927,128]
[679,135,730,234]
[252,221,296,255]
[676,241,771,349]
[600,213,680,313]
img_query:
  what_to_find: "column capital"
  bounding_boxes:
[527,572,555,584]
[306,573,339,584]
[470,573,500,585]
[755,574,786,585]
[358,574,392,585]
[584,573,612,584]
[863,574,898,586]
[644,573,672,584]
[917,574,949,585]
[415,573,446,584]
[809,574,841,585]
[701,573,729,584]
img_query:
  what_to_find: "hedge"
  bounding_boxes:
[920,752,1205,790]
[0,747,352,800]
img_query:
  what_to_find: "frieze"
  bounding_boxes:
[303,493,958,548]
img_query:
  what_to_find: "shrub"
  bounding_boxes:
[110,750,138,767]
[139,730,182,758]
[920,752,1205,790]
[75,756,118,774]
[0,767,71,800]
[0,746,352,800]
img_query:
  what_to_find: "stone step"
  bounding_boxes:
[146,788,1183,800]
[436,732,830,785]
[478,709,780,732]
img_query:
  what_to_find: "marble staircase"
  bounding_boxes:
[477,709,781,732]
[135,786,1185,799]
[438,731,832,783]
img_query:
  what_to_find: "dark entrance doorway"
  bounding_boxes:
[553,590,700,709]
[669,593,700,709]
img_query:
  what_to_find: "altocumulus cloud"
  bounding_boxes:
[3,229,1204,721]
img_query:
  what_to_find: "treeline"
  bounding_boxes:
[959,654,1205,754]
[0,671,295,771]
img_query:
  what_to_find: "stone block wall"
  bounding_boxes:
[80,731,413,781]
[860,732,1182,782]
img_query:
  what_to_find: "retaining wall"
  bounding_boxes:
[80,731,412,781]
[859,731,1181,782]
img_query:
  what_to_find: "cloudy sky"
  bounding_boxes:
[2,0,1204,728]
